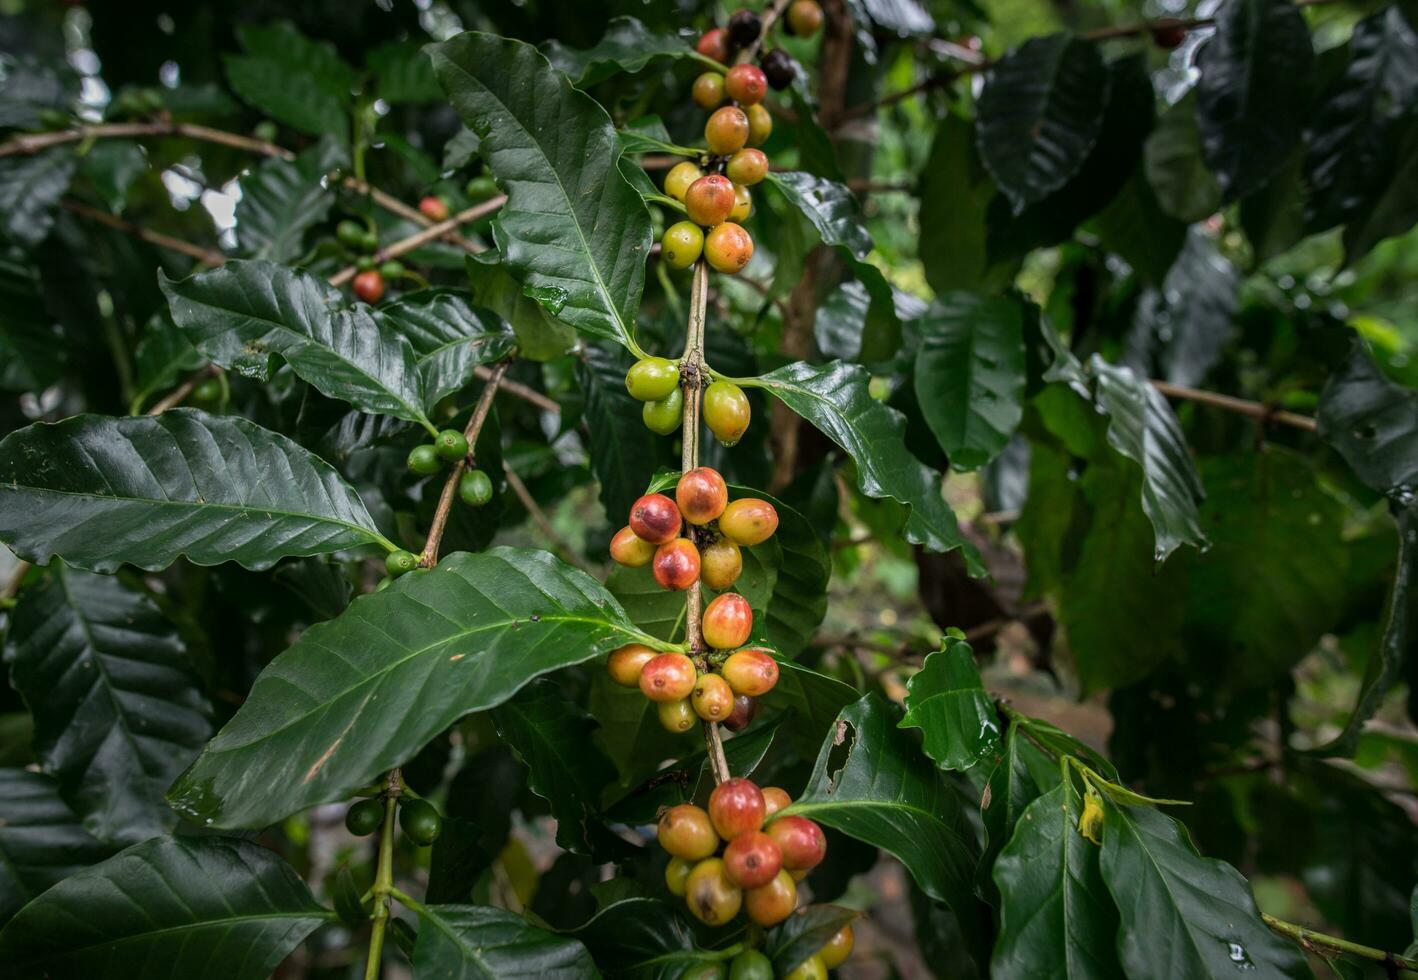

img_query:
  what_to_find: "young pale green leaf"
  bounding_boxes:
[1144,90,1222,224]
[543,16,708,86]
[0,410,391,573]
[755,360,986,574]
[0,147,77,247]
[1099,802,1310,979]
[976,35,1109,212]
[992,782,1126,979]
[781,693,979,914]
[6,563,211,845]
[913,293,1027,471]
[0,836,335,979]
[161,260,432,427]
[234,136,347,262]
[1194,0,1314,200]
[0,769,111,925]
[764,905,858,975]
[411,904,596,979]
[0,248,63,392]
[899,634,1001,772]
[429,33,652,353]
[570,897,715,980]
[491,679,617,856]
[378,288,516,407]
[168,547,665,829]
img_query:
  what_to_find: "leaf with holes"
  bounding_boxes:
[0,769,111,925]
[378,288,516,407]
[899,634,1001,772]
[234,136,347,262]
[0,410,391,573]
[411,904,596,979]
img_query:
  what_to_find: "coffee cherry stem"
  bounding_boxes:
[739,0,795,63]
[362,768,402,980]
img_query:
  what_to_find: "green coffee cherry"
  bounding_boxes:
[399,798,442,846]
[359,230,380,253]
[379,259,405,279]
[459,469,494,507]
[728,949,774,980]
[643,387,684,435]
[386,550,419,577]
[625,357,681,402]
[345,798,384,836]
[434,429,469,461]
[337,220,366,248]
[465,175,498,201]
[407,444,442,475]
[356,255,376,271]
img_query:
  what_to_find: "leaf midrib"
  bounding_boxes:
[17,909,336,965]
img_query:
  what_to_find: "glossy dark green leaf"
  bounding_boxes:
[1099,802,1310,979]
[430,33,652,352]
[1342,113,1418,262]
[161,260,433,427]
[492,679,616,855]
[465,255,576,362]
[758,659,860,756]
[578,345,667,521]
[0,769,111,925]
[1130,229,1238,388]
[764,905,857,974]
[900,634,1000,772]
[755,360,985,573]
[920,115,1012,296]
[977,35,1109,212]
[0,410,391,573]
[0,835,334,979]
[378,288,516,407]
[781,693,978,914]
[412,904,596,979]
[1144,90,1222,223]
[992,782,1125,979]
[978,725,1049,895]
[223,22,351,141]
[1194,0,1314,200]
[5,564,210,844]
[0,148,77,248]
[169,547,665,829]
[543,17,707,86]
[369,40,442,104]
[570,897,714,980]
[234,136,347,262]
[1095,170,1187,285]
[914,293,1027,471]
[0,248,63,392]
[79,141,147,212]
[131,314,202,410]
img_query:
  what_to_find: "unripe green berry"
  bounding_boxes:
[386,550,419,577]
[459,469,493,507]
[704,381,751,446]
[399,798,442,846]
[379,259,405,279]
[661,221,705,270]
[407,444,442,475]
[465,174,498,201]
[643,387,684,435]
[345,797,384,836]
[336,220,366,248]
[625,357,681,401]
[434,429,469,461]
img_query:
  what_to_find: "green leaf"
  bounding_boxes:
[543,17,705,86]
[899,634,1001,772]
[579,345,669,521]
[378,288,516,407]
[411,904,596,979]
[1341,114,1418,264]
[369,40,443,104]
[430,33,652,353]
[764,905,858,975]
[0,410,390,573]
[0,55,76,130]
[1194,0,1314,200]
[992,782,1126,979]
[0,147,77,248]
[224,22,352,141]
[976,34,1109,212]
[161,260,433,427]
[1095,169,1187,285]
[0,769,111,925]
[1089,356,1207,560]
[0,835,334,979]
[755,360,985,573]
[571,897,714,980]
[737,485,830,659]
[168,547,664,829]
[79,140,147,212]
[492,679,616,856]
[1099,803,1310,979]
[919,115,1012,295]
[5,564,211,844]
[234,136,347,262]
[1131,230,1238,388]
[131,314,202,410]
[1144,90,1222,223]
[781,693,979,914]
[0,248,63,392]
[759,659,860,756]
[978,725,1050,894]
[913,292,1027,471]
[465,255,576,361]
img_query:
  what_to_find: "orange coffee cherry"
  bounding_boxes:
[703,592,753,649]
[659,803,720,860]
[767,815,827,870]
[705,106,750,155]
[724,64,768,106]
[685,857,742,925]
[639,652,697,702]
[722,647,779,696]
[820,924,855,969]
[692,71,727,110]
[723,830,783,889]
[704,222,754,274]
[653,538,701,591]
[676,467,728,525]
[692,672,735,721]
[709,777,766,839]
[726,148,768,186]
[696,27,731,63]
[701,538,743,591]
[762,786,792,817]
[607,643,657,687]
[744,869,797,926]
[719,497,778,546]
[746,103,772,146]
[610,525,656,567]
[685,174,736,227]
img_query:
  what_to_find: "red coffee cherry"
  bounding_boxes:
[696,27,731,64]
[702,592,753,649]
[724,64,768,106]
[767,815,827,870]
[610,525,656,567]
[418,195,449,222]
[607,643,657,687]
[659,803,720,860]
[722,648,779,696]
[723,693,758,732]
[659,698,698,734]
[685,174,736,227]
[719,498,778,546]
[639,652,697,702]
[708,777,766,840]
[685,857,742,925]
[692,672,735,721]
[692,71,727,110]
[762,786,791,817]
[726,148,768,186]
[1152,24,1187,49]
[676,467,728,525]
[701,537,743,591]
[629,493,681,545]
[744,869,797,926]
[704,222,754,274]
[353,269,385,304]
[723,830,783,889]
[705,106,750,155]
[653,538,701,591]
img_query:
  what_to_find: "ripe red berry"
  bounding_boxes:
[685,857,742,925]
[419,195,449,222]
[709,777,766,840]
[607,643,657,687]
[685,174,737,227]
[704,222,754,274]
[767,815,827,870]
[691,672,735,721]
[762,49,796,91]
[610,525,656,567]
[722,648,779,696]
[724,64,768,106]
[696,27,731,64]
[762,786,791,817]
[701,538,743,591]
[629,493,681,545]
[702,592,753,650]
[723,693,758,733]
[744,869,797,926]
[1152,24,1188,48]
[705,106,750,155]
[639,652,697,702]
[723,830,783,889]
[654,538,701,591]
[353,269,385,304]
[719,498,778,546]
[659,803,720,860]
[676,467,728,525]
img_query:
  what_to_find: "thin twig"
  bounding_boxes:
[474,366,562,415]
[328,198,503,286]
[503,461,594,573]
[63,199,227,266]
[146,363,219,415]
[1151,380,1317,432]
[419,362,509,568]
[1262,914,1418,972]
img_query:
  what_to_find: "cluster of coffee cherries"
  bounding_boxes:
[623,356,751,442]
[335,219,406,305]
[344,794,443,847]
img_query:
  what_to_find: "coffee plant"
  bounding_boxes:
[0,0,1415,976]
